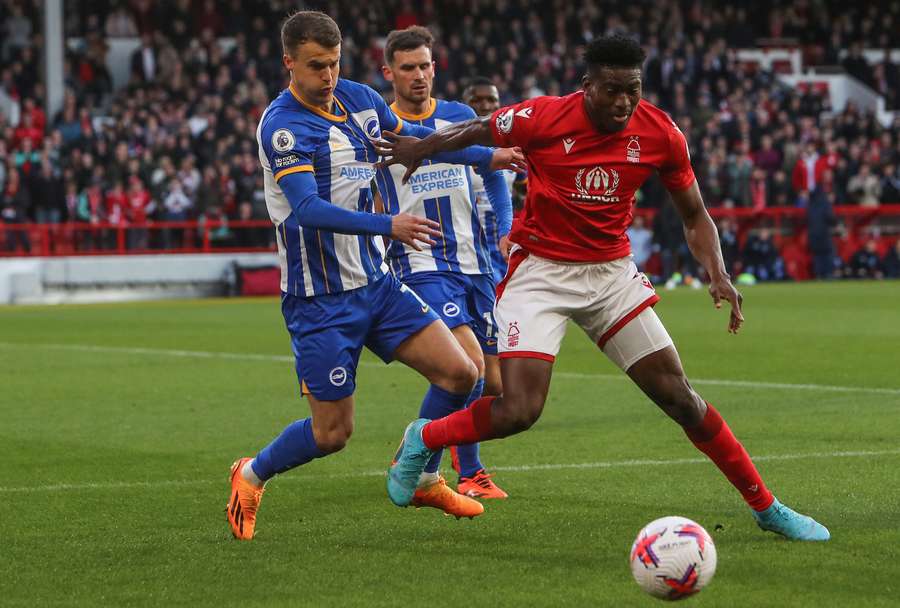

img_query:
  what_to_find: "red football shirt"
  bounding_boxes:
[491,93,695,262]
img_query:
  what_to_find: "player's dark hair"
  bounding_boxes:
[463,76,497,99]
[583,35,646,70]
[466,76,495,89]
[281,11,341,56]
[384,26,434,65]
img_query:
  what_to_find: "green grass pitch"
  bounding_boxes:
[2,281,899,607]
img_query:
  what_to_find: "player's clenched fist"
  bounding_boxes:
[391,213,442,251]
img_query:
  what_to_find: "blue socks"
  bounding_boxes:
[418,384,472,473]
[251,417,325,482]
[454,378,486,477]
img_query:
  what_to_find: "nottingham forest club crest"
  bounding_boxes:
[627,135,641,163]
[572,165,620,204]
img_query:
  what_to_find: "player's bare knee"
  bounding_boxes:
[314,424,353,454]
[444,358,479,394]
[469,352,486,378]
[657,375,703,427]
[498,391,543,433]
[512,409,540,432]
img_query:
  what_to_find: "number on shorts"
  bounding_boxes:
[483,312,495,338]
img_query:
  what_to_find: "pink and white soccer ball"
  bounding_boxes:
[629,516,717,601]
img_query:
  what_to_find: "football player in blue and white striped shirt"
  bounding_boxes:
[225,11,525,540]
[377,27,513,500]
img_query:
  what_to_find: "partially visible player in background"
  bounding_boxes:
[226,11,524,539]
[378,27,510,499]
[462,76,527,285]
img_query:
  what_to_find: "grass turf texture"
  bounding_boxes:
[1,281,898,607]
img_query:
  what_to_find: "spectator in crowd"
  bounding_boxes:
[626,215,653,271]
[30,159,65,223]
[880,163,900,203]
[726,142,754,206]
[652,201,697,285]
[162,178,191,248]
[104,3,138,38]
[742,228,785,281]
[104,180,128,226]
[769,169,792,207]
[883,239,900,278]
[807,183,838,279]
[847,239,884,279]
[847,164,882,206]
[842,42,874,87]
[753,134,782,177]
[0,142,7,192]
[129,33,157,83]
[748,167,768,211]
[12,110,42,150]
[792,142,821,197]
[1,3,31,60]
[717,218,740,275]
[1,168,31,252]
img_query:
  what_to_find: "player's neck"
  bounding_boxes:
[393,95,432,118]
[581,97,614,134]
[290,80,335,114]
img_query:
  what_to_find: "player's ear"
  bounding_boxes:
[283,53,294,71]
[382,64,394,82]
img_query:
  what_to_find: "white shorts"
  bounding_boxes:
[494,250,674,371]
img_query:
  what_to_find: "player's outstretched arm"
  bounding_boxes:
[374,117,500,182]
[669,182,744,334]
[280,172,440,250]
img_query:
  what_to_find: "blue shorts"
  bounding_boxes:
[401,271,498,355]
[282,273,439,401]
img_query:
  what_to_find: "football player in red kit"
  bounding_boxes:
[379,35,828,541]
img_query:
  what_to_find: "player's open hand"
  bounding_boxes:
[708,275,744,334]
[391,213,441,252]
[491,147,527,174]
[373,131,426,184]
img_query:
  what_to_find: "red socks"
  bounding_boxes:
[421,398,774,512]
[422,396,495,450]
[685,403,775,512]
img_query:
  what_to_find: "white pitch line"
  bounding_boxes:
[2,341,899,397]
[0,448,898,494]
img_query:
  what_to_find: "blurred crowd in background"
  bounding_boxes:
[1,0,899,279]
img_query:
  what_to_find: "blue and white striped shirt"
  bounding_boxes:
[257,79,400,297]
[377,99,507,279]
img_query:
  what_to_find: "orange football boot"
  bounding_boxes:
[411,476,484,519]
[226,457,265,540]
[457,469,508,499]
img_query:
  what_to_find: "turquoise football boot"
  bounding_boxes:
[752,498,830,541]
[387,419,435,507]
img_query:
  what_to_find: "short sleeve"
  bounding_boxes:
[659,119,696,192]
[364,84,403,134]
[489,99,541,149]
[259,114,315,182]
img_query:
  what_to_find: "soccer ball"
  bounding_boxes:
[629,516,717,601]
